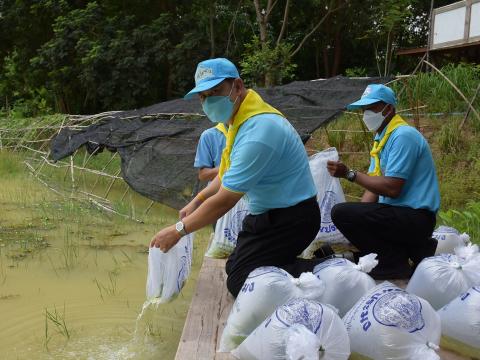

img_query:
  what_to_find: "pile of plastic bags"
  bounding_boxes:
[344,282,441,360]
[232,298,350,360]
[406,244,480,309]
[313,253,378,316]
[433,225,470,255]
[219,266,325,352]
[438,286,480,358]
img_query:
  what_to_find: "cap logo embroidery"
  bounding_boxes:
[361,86,373,98]
[195,67,214,83]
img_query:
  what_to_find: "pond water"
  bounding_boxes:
[0,153,209,359]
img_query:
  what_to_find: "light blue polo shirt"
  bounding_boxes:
[369,124,440,213]
[222,113,317,215]
[194,127,226,168]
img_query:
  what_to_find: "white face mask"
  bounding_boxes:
[362,105,389,132]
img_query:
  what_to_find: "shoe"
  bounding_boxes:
[409,237,438,271]
[313,244,335,258]
[369,263,413,280]
[332,251,355,263]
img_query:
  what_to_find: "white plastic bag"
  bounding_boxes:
[406,245,480,310]
[433,226,470,255]
[205,197,248,258]
[145,233,194,303]
[343,282,441,360]
[438,286,480,358]
[302,148,349,258]
[231,298,350,360]
[219,267,325,352]
[313,253,378,317]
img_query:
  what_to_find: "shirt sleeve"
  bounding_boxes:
[222,141,279,193]
[383,132,421,179]
[368,157,375,173]
[194,132,215,168]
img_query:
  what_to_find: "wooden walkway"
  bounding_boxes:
[175,257,471,360]
[175,257,234,360]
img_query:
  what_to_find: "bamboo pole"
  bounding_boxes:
[120,186,130,202]
[33,150,50,175]
[25,160,142,223]
[144,200,155,215]
[90,152,118,192]
[34,155,123,180]
[103,169,122,199]
[70,155,75,188]
[460,82,480,129]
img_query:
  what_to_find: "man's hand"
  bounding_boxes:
[150,225,182,252]
[327,160,349,178]
[179,199,201,219]
[198,167,219,182]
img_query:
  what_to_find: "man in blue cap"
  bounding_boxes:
[327,84,440,279]
[150,58,321,296]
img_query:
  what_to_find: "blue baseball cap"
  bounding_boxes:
[346,84,397,110]
[184,58,240,99]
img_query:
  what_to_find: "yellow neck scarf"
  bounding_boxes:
[218,90,283,180]
[368,114,409,176]
[215,123,228,137]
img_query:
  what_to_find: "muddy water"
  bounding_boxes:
[0,162,209,359]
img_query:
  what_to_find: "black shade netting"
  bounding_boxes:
[50,76,389,209]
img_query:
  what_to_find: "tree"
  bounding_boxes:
[242,0,345,86]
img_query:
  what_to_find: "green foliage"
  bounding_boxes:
[240,36,297,87]
[439,201,480,244]
[437,118,464,153]
[30,2,174,113]
[393,63,480,115]
[325,129,346,150]
[362,0,413,75]
[0,0,476,115]
[344,67,368,77]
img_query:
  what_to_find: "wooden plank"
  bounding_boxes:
[214,271,235,360]
[175,257,235,360]
[438,348,474,360]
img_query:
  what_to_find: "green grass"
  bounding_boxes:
[439,201,480,245]
[392,63,480,116]
[44,303,71,350]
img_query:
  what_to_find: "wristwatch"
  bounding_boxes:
[175,221,188,236]
[346,169,357,182]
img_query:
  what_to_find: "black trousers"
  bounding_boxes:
[331,202,436,278]
[225,196,321,297]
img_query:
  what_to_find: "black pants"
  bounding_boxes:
[331,202,437,278]
[225,197,321,297]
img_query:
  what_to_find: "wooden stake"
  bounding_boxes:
[144,200,155,215]
[103,169,122,199]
